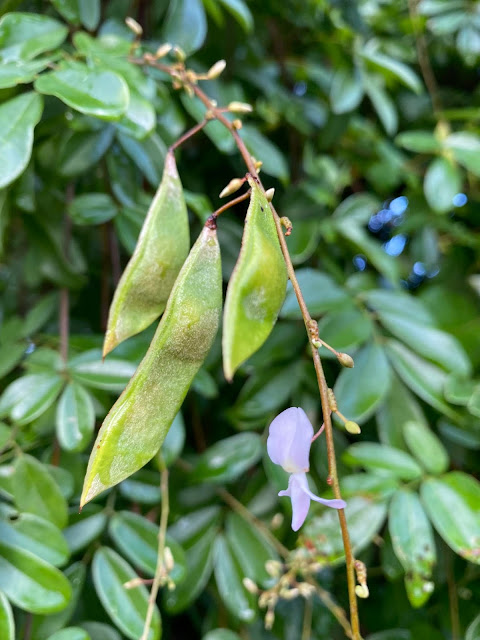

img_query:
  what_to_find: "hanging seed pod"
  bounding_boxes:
[81,223,222,506]
[222,178,287,381]
[103,151,189,357]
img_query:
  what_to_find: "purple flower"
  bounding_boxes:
[267,407,346,531]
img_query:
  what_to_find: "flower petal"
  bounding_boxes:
[289,474,311,531]
[294,472,346,510]
[267,407,313,473]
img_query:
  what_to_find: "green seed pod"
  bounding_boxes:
[81,223,222,506]
[222,178,287,381]
[103,151,189,357]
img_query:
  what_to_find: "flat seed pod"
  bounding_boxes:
[81,223,222,506]
[103,151,189,356]
[223,178,287,381]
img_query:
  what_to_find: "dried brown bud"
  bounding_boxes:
[338,352,354,368]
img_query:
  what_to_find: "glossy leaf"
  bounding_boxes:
[225,512,279,588]
[11,455,68,528]
[395,130,442,153]
[56,382,95,452]
[104,152,189,355]
[0,372,62,425]
[423,157,462,213]
[192,433,262,484]
[223,180,286,379]
[0,12,67,61]
[330,68,364,114]
[162,0,207,55]
[63,509,108,555]
[118,469,162,505]
[69,193,118,226]
[241,126,288,180]
[301,496,388,565]
[214,534,257,622]
[376,374,426,449]
[280,268,350,319]
[0,591,14,640]
[78,623,120,640]
[109,511,186,584]
[445,131,480,176]
[386,340,458,419]
[35,67,129,119]
[0,541,71,614]
[0,57,52,89]
[117,132,167,188]
[47,628,90,640]
[68,351,136,392]
[334,342,392,424]
[361,48,422,93]
[92,547,161,640]
[160,411,186,467]
[343,443,423,480]
[217,0,253,32]
[365,78,398,135]
[466,613,480,640]
[0,92,43,189]
[59,128,115,177]
[81,224,222,505]
[421,472,480,564]
[0,510,69,567]
[389,490,436,607]
[402,421,449,474]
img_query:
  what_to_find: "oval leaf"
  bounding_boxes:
[92,547,161,640]
[424,157,462,213]
[191,433,262,484]
[421,472,480,564]
[223,179,287,380]
[0,591,14,640]
[0,12,67,62]
[343,443,423,480]
[56,382,95,452]
[47,628,90,640]
[81,224,222,505]
[104,152,189,356]
[0,372,63,426]
[402,421,449,475]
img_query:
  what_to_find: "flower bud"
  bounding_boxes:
[228,101,253,113]
[173,45,186,61]
[125,16,143,36]
[232,118,242,130]
[219,178,244,198]
[265,609,275,630]
[345,420,361,435]
[156,43,172,58]
[355,584,369,598]
[242,577,259,594]
[338,352,354,368]
[123,577,144,589]
[164,546,174,572]
[207,59,226,79]
[265,188,275,201]
[271,512,283,529]
[265,559,282,577]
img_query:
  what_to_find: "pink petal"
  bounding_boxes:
[267,407,313,473]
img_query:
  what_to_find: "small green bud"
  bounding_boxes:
[345,420,361,435]
[156,43,172,58]
[219,177,244,198]
[242,577,259,594]
[207,59,226,79]
[355,584,369,598]
[228,101,253,113]
[125,16,143,36]
[338,352,354,368]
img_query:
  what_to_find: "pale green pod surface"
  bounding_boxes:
[223,179,287,381]
[103,151,189,356]
[81,224,222,506]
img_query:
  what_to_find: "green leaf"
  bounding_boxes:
[213,534,256,622]
[78,623,120,640]
[468,385,480,417]
[56,382,95,452]
[225,512,279,588]
[395,130,442,153]
[421,472,480,564]
[217,0,253,32]
[59,128,115,177]
[332,193,380,225]
[364,289,434,326]
[78,0,100,31]
[118,469,162,505]
[0,509,69,566]
[162,0,207,55]
[389,489,436,607]
[365,78,398,135]
[223,180,287,379]
[334,342,392,424]
[0,92,43,189]
[0,12,67,61]
[0,342,26,378]
[109,511,186,585]
[341,473,399,500]
[47,628,91,640]
[0,57,52,89]
[92,547,161,640]
[241,126,289,180]
[466,613,480,640]
[163,524,216,613]
[115,91,156,140]
[386,340,458,419]
[301,496,387,565]
[0,541,71,614]
[330,68,364,114]
[402,421,449,474]
[35,67,129,119]
[22,292,59,337]
[63,509,108,555]
[167,505,221,546]
[376,375,426,449]
[69,193,118,226]
[0,372,63,425]
[444,375,476,405]
[0,591,14,640]
[203,632,241,640]
[424,157,462,213]
[11,455,68,529]
[343,443,423,480]
[445,131,480,176]
[280,268,351,319]
[160,412,185,467]
[361,48,422,93]
[192,433,262,484]
[68,351,136,392]
[117,132,167,188]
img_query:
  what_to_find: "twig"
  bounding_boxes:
[169,119,208,152]
[301,594,313,640]
[137,56,361,640]
[140,454,169,640]
[447,551,460,640]
[206,190,251,227]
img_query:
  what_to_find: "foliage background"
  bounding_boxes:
[0,0,480,639]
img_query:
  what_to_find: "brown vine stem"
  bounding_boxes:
[137,56,361,640]
[140,453,169,640]
[206,190,251,225]
[169,118,208,152]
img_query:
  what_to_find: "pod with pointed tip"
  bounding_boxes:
[81,224,222,506]
[222,179,287,381]
[103,152,189,357]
